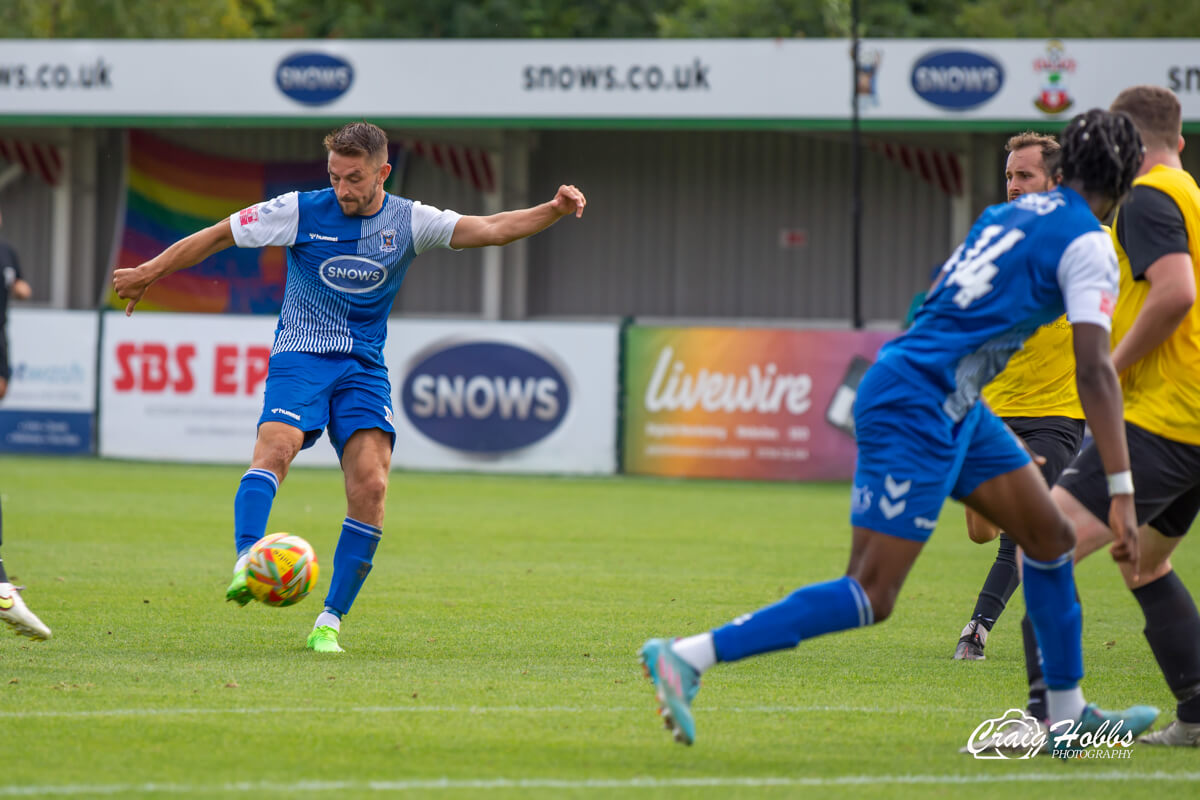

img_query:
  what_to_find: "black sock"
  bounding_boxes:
[972,534,1020,630]
[1133,571,1200,724]
[1022,613,1048,720]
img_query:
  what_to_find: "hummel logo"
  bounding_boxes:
[880,496,907,520]
[1061,468,1079,477]
[884,474,912,499]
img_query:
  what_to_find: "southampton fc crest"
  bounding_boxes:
[1033,40,1076,115]
[380,229,398,252]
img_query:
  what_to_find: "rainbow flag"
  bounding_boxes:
[112,130,331,314]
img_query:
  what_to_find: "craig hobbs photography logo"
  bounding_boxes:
[966,708,1135,760]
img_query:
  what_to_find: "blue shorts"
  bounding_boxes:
[258,352,395,460]
[850,362,1030,542]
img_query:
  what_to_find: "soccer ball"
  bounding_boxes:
[245,533,319,607]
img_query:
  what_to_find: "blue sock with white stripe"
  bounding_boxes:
[1022,550,1083,690]
[711,575,874,663]
[233,468,279,557]
[323,517,382,618]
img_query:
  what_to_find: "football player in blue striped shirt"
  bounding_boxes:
[114,122,585,653]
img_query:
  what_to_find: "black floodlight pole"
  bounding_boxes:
[850,0,864,329]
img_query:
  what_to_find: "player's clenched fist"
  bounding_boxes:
[112,264,152,316]
[551,184,586,218]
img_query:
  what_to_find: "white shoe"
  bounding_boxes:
[1139,719,1200,747]
[0,582,51,640]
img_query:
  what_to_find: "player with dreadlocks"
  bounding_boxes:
[1031,86,1200,747]
[639,108,1159,753]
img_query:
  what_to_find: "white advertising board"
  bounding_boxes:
[98,311,338,467]
[0,308,97,454]
[0,39,1197,123]
[386,320,619,475]
[97,312,619,474]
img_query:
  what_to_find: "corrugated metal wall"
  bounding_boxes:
[11,124,1199,321]
[0,134,55,301]
[141,128,958,324]
[527,130,954,323]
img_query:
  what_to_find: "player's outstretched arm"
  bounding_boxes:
[112,219,235,316]
[1072,321,1139,578]
[449,184,586,249]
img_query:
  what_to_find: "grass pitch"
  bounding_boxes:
[2,455,1198,798]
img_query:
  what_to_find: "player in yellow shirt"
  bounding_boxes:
[953,134,1086,725]
[1050,85,1200,746]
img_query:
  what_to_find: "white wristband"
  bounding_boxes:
[1107,470,1134,496]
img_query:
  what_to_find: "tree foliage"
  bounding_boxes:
[0,0,1194,39]
[952,0,1200,38]
[0,0,272,38]
[265,0,682,39]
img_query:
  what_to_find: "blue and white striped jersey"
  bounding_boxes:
[878,186,1119,422]
[230,187,460,367]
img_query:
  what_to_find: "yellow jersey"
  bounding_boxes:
[1110,165,1200,444]
[983,315,1083,418]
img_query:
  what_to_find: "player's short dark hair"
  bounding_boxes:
[1110,85,1182,152]
[323,122,388,165]
[1059,109,1144,202]
[1005,131,1062,177]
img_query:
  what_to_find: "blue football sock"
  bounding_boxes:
[711,575,874,663]
[1022,550,1083,690]
[233,468,279,556]
[323,517,382,617]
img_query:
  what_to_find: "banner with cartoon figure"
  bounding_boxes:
[622,326,896,481]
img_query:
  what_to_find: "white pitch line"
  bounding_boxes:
[0,704,966,720]
[2,772,1200,796]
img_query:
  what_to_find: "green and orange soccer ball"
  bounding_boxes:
[245,533,319,607]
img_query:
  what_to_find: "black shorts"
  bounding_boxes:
[1058,421,1200,538]
[1004,416,1086,487]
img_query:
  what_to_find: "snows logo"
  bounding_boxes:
[276,52,354,106]
[401,340,570,454]
[318,255,388,294]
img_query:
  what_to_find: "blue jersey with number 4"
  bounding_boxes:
[877,187,1118,422]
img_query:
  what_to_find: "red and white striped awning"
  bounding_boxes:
[868,140,963,197]
[401,139,496,194]
[0,137,64,187]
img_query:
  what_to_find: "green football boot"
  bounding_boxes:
[306,625,345,653]
[225,567,253,607]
